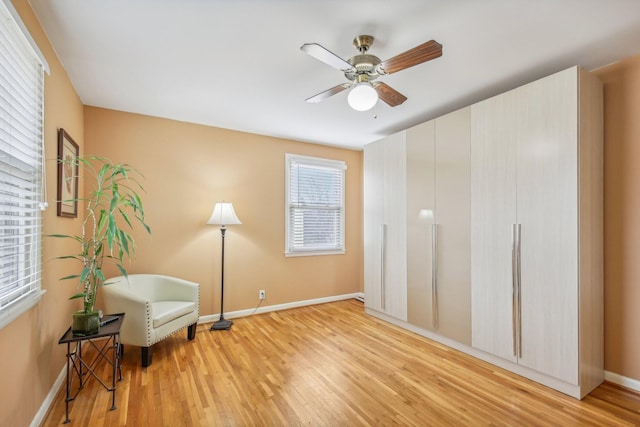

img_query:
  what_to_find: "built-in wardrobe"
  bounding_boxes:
[363,66,603,399]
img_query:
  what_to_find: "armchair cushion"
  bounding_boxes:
[152,301,196,328]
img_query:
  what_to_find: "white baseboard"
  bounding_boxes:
[31,365,66,427]
[605,370,640,393]
[199,292,364,324]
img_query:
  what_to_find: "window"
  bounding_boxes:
[0,0,49,330]
[285,153,346,256]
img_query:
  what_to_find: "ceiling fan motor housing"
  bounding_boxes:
[345,54,381,81]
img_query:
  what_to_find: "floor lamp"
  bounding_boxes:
[207,201,241,331]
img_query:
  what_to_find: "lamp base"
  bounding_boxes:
[210,317,233,331]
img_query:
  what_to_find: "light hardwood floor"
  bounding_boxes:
[42,299,640,426]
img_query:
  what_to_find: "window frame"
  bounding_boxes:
[285,153,347,257]
[0,0,49,330]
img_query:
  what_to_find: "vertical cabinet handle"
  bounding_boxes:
[516,224,522,358]
[511,224,518,357]
[432,223,439,330]
[511,224,523,358]
[380,224,386,311]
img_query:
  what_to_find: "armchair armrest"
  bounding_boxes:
[101,283,153,347]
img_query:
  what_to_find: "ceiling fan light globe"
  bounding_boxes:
[348,82,378,111]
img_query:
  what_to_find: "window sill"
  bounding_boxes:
[285,249,346,257]
[0,289,46,331]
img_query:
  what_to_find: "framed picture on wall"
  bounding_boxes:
[57,128,79,218]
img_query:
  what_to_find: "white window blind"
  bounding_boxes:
[285,154,346,256]
[0,0,47,330]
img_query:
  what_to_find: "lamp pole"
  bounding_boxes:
[211,225,232,330]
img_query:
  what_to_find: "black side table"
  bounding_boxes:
[58,313,125,424]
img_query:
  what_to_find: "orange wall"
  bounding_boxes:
[594,55,640,381]
[83,107,363,316]
[0,1,85,426]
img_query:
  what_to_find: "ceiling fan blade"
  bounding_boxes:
[300,43,354,71]
[305,83,351,103]
[377,40,442,75]
[373,82,407,107]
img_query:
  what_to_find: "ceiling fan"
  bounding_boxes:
[300,35,442,111]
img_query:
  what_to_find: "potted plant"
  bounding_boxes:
[51,156,151,336]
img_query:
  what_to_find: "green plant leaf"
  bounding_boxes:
[118,208,133,229]
[79,266,91,284]
[116,264,128,278]
[109,185,119,212]
[97,163,109,182]
[96,268,105,283]
[53,255,83,261]
[97,209,108,236]
[119,230,130,255]
[47,234,84,243]
[107,214,116,249]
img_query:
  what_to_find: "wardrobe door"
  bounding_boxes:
[364,140,385,312]
[516,68,579,383]
[406,121,435,330]
[364,132,407,321]
[382,132,407,321]
[434,107,471,344]
[471,91,518,363]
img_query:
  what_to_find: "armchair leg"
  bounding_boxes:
[141,346,152,367]
[187,323,197,341]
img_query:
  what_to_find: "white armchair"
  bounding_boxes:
[102,274,200,367]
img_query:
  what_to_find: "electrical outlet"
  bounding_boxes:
[259,290,266,300]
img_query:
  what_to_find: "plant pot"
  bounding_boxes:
[72,310,101,336]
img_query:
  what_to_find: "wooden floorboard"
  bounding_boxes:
[42,299,640,426]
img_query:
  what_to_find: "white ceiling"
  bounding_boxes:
[29,0,640,150]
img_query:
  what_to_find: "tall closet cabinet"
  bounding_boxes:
[470,66,603,398]
[363,65,603,399]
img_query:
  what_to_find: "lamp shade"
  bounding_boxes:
[207,202,242,226]
[347,82,378,111]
